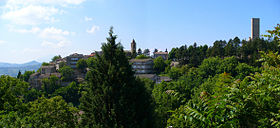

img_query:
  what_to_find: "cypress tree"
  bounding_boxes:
[80,27,153,128]
[17,70,22,79]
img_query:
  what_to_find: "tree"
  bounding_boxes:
[17,70,22,79]
[27,96,79,128]
[198,57,222,78]
[168,67,182,80]
[135,54,150,59]
[168,48,178,61]
[21,71,35,82]
[51,55,62,62]
[52,82,81,106]
[58,66,74,82]
[137,48,142,55]
[263,24,280,41]
[143,49,150,56]
[154,48,158,53]
[41,75,61,96]
[59,61,66,69]
[154,56,167,73]
[41,62,50,66]
[80,27,154,127]
[77,59,87,73]
[166,25,280,127]
[0,75,29,111]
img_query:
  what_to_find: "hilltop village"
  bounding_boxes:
[2,16,280,127]
[28,39,173,88]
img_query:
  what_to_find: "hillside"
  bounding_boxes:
[0,61,41,77]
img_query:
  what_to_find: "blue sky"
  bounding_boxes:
[0,0,279,63]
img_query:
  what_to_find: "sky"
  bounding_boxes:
[0,0,279,63]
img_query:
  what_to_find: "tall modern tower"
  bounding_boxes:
[251,18,260,39]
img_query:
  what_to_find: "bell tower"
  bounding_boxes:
[131,39,136,57]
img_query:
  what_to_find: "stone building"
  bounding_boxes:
[131,39,136,56]
[130,59,154,74]
[66,53,84,68]
[251,18,260,39]
[29,65,61,89]
[154,52,168,60]
[41,65,56,74]
[54,58,66,70]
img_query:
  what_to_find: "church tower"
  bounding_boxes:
[131,39,136,57]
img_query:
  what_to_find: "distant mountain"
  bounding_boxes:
[0,61,42,77]
[0,61,41,68]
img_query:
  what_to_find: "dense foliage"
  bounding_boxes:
[0,24,279,127]
[79,27,154,127]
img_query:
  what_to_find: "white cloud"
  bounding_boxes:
[2,5,59,25]
[9,26,73,40]
[42,27,70,35]
[41,40,69,48]
[2,0,86,25]
[84,16,93,21]
[39,27,73,49]
[5,0,85,9]
[39,27,71,40]
[9,27,41,34]
[87,25,99,33]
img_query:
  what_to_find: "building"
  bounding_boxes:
[131,39,136,56]
[154,52,168,60]
[130,59,154,74]
[251,18,260,39]
[135,74,172,84]
[41,65,56,74]
[54,58,66,70]
[136,74,158,81]
[66,53,84,68]
[29,65,61,89]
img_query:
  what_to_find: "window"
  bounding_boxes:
[71,58,79,61]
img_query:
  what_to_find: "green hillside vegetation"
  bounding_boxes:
[0,24,280,127]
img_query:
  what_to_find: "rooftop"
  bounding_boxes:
[135,74,157,79]
[154,52,168,55]
[130,58,153,63]
[68,53,84,57]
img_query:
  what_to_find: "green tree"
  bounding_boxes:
[154,56,167,73]
[135,54,150,59]
[21,71,35,82]
[51,55,62,62]
[235,63,258,79]
[80,27,154,127]
[52,81,81,106]
[168,67,182,80]
[41,75,61,96]
[17,70,22,79]
[154,48,158,53]
[143,48,150,56]
[58,66,74,81]
[24,88,42,102]
[0,75,29,111]
[137,48,142,55]
[41,62,50,66]
[218,56,238,76]
[77,59,87,73]
[198,57,222,78]
[168,48,178,61]
[27,96,79,128]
